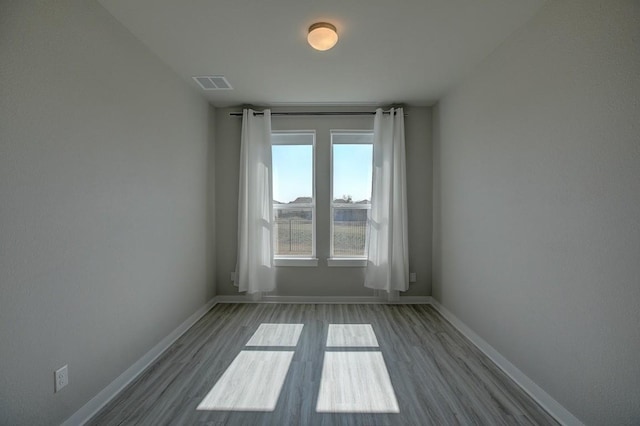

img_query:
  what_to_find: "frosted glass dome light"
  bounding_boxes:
[307,22,338,51]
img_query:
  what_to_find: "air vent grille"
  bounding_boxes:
[192,76,233,90]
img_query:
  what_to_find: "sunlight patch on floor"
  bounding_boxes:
[326,324,379,347]
[246,323,304,347]
[316,351,399,413]
[197,350,294,411]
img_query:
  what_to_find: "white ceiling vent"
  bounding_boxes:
[192,76,233,90]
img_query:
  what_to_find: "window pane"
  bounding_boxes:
[272,144,312,204]
[333,207,368,256]
[272,135,314,258]
[274,208,313,256]
[332,134,372,258]
[332,142,373,204]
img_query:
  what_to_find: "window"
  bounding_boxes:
[272,132,315,260]
[330,131,374,259]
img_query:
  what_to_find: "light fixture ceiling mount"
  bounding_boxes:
[307,22,338,51]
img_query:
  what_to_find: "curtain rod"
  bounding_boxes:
[228,110,407,117]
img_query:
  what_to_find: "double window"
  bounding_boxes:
[271,130,373,264]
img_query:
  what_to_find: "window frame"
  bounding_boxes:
[271,130,317,266]
[329,130,374,263]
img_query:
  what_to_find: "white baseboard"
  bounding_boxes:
[388,296,431,304]
[62,297,217,426]
[428,298,583,426]
[214,294,432,304]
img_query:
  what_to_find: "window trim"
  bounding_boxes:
[329,130,374,260]
[327,258,368,267]
[274,257,319,267]
[271,130,317,262]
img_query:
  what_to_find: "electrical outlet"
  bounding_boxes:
[409,272,417,283]
[55,365,68,393]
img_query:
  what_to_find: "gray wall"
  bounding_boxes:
[0,1,213,424]
[216,106,432,297]
[433,0,640,424]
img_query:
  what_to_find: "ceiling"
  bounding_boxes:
[98,0,546,107]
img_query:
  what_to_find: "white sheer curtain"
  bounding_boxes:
[364,108,409,293]
[234,109,276,294]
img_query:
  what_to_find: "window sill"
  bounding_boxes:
[327,258,367,267]
[274,257,319,267]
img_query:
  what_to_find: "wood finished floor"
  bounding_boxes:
[89,304,558,425]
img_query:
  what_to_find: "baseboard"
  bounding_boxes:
[428,298,583,426]
[62,297,217,426]
[214,294,432,304]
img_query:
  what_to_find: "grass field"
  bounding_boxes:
[275,219,367,256]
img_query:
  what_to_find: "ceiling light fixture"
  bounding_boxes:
[307,22,338,51]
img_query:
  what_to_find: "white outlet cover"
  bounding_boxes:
[409,272,417,283]
[55,365,68,392]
